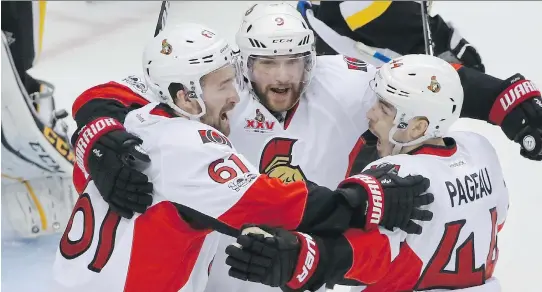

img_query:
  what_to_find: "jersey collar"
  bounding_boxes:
[149,104,176,118]
[407,137,457,157]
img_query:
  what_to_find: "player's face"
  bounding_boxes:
[249,54,311,112]
[367,98,397,157]
[201,65,240,136]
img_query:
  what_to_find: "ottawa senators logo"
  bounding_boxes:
[259,138,306,184]
[160,39,172,55]
[427,75,441,93]
[198,129,232,148]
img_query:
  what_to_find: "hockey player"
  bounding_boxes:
[295,0,520,176]
[2,19,75,238]
[68,3,539,292]
[53,23,433,292]
[224,54,509,292]
[70,1,540,219]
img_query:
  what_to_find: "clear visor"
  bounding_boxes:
[183,59,242,118]
[197,58,242,97]
[200,56,243,92]
[246,54,315,89]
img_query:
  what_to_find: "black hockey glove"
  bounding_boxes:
[75,117,153,219]
[489,74,542,161]
[226,225,326,292]
[434,19,485,73]
[339,163,434,235]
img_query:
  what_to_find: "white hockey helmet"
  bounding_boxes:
[236,2,316,104]
[143,23,240,118]
[371,54,464,150]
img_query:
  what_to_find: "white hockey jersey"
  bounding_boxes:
[336,132,509,292]
[205,55,377,292]
[228,54,376,188]
[67,54,379,292]
[53,103,319,292]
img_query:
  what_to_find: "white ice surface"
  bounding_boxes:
[2,1,542,291]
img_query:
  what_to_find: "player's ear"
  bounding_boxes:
[409,117,429,140]
[174,89,202,115]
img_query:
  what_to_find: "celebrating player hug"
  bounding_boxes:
[44,2,542,292]
[224,54,509,292]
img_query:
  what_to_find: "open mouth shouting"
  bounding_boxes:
[270,85,291,95]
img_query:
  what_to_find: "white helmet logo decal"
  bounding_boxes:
[160,39,172,55]
[427,76,441,93]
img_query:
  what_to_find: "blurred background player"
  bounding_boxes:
[299,1,484,71]
[1,2,58,109]
[1,1,75,239]
[224,54,510,292]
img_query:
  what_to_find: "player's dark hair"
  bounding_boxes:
[168,82,184,102]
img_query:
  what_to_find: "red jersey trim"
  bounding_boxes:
[218,175,308,231]
[450,63,464,71]
[284,102,300,130]
[125,201,209,292]
[345,136,366,178]
[343,229,392,284]
[409,137,457,157]
[149,104,175,118]
[72,81,150,118]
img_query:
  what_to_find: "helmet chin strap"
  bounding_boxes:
[167,98,206,121]
[387,126,434,155]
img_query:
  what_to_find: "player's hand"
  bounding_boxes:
[340,164,434,234]
[507,96,542,161]
[75,117,153,219]
[515,122,542,161]
[437,22,485,73]
[225,225,324,292]
[489,75,542,161]
[88,129,153,219]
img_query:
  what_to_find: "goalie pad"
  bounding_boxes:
[2,31,76,238]
[1,31,74,180]
[2,176,77,238]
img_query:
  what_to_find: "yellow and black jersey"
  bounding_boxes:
[313,1,452,57]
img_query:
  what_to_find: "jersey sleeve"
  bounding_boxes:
[71,80,151,131]
[284,156,410,287]
[314,158,417,287]
[311,226,403,288]
[155,138,308,231]
[455,65,505,122]
[150,122,374,236]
